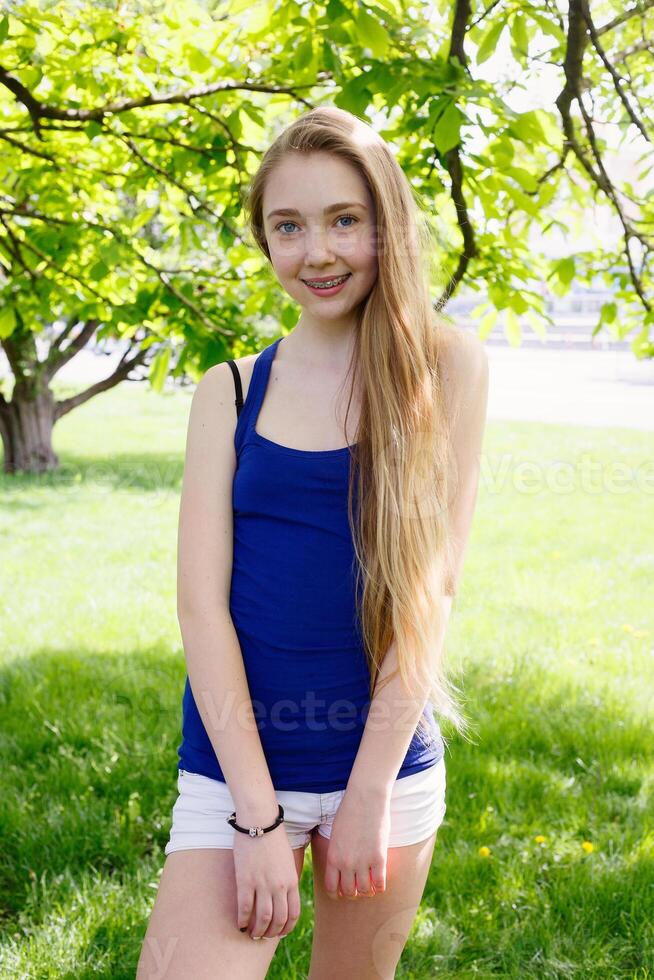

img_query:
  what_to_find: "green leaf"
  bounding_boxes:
[555,256,575,286]
[0,14,9,43]
[476,20,505,65]
[524,310,548,339]
[600,301,617,324]
[246,0,273,34]
[295,37,313,71]
[528,9,564,42]
[504,182,540,217]
[488,137,515,169]
[84,120,103,140]
[131,206,158,232]
[510,110,549,147]
[505,166,539,193]
[149,347,171,393]
[355,8,391,58]
[322,39,337,73]
[478,307,498,340]
[630,327,654,359]
[0,305,16,339]
[370,0,402,17]
[433,101,462,155]
[510,13,528,58]
[504,309,522,346]
[89,261,110,282]
[334,73,372,117]
[17,65,41,89]
[327,0,349,20]
[188,47,212,73]
[508,292,529,315]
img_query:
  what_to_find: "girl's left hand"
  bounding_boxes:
[323,784,392,899]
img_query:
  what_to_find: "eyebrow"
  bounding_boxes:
[266,201,367,221]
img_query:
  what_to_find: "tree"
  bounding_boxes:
[1,0,652,473]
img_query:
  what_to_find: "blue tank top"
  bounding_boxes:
[176,337,444,792]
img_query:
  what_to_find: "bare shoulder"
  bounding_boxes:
[200,351,259,399]
[182,351,262,469]
[188,352,261,431]
[439,322,488,390]
[437,322,489,424]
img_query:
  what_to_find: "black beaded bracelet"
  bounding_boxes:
[227,804,285,837]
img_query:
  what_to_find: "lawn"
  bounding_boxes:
[0,379,652,978]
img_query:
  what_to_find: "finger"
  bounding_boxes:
[237,885,255,933]
[324,862,340,900]
[278,887,301,937]
[261,890,289,939]
[250,892,273,940]
[340,869,358,899]
[355,869,372,896]
[371,861,387,893]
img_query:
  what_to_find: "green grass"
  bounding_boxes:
[0,380,652,978]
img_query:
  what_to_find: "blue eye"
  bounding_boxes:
[274,215,358,234]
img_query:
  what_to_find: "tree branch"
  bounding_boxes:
[112,129,242,239]
[557,0,652,315]
[0,204,235,338]
[42,320,99,383]
[53,346,152,421]
[595,0,654,37]
[581,3,652,141]
[0,65,323,141]
[434,0,477,311]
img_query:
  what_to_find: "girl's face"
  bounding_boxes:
[262,152,378,329]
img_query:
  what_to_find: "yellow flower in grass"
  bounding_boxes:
[534,835,547,844]
[589,637,599,645]
[622,624,635,633]
[633,629,648,638]
[581,841,594,853]
[478,846,491,857]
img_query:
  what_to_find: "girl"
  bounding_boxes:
[138,105,488,979]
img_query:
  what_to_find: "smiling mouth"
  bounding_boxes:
[301,273,351,289]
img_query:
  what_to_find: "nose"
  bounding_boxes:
[303,224,336,264]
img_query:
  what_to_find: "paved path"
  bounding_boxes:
[485,344,654,431]
[2,341,653,432]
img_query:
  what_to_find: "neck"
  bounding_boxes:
[282,321,358,372]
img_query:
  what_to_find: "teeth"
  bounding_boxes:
[306,275,349,288]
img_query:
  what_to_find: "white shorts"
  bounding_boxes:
[164,757,446,854]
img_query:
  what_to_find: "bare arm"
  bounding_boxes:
[176,361,278,825]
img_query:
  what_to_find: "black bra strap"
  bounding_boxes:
[226,360,243,417]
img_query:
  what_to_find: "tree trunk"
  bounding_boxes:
[0,381,58,474]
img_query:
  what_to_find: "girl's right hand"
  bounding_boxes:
[232,821,302,940]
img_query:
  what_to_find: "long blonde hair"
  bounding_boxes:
[244,105,472,749]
